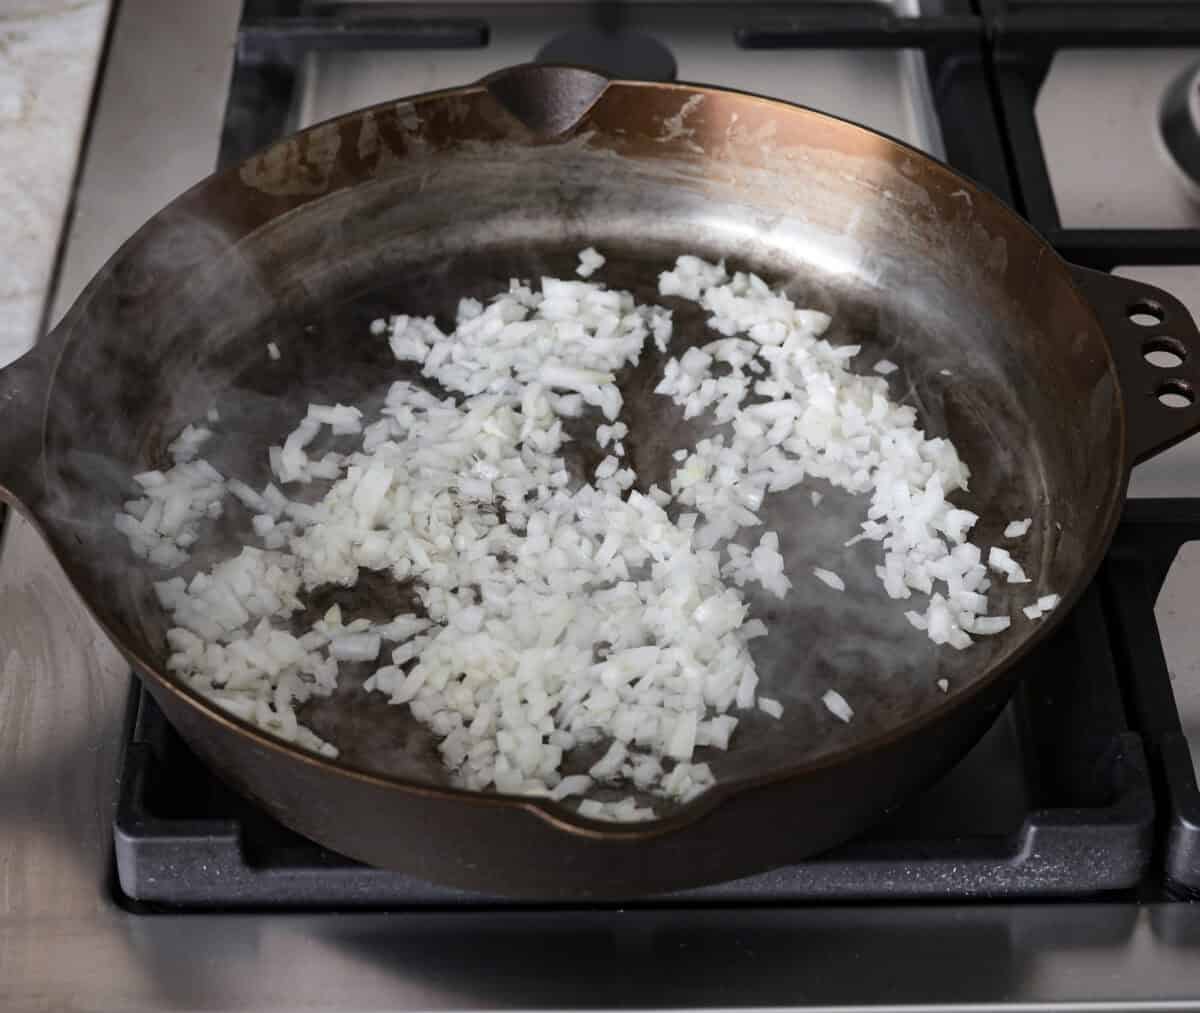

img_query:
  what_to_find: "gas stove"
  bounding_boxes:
[9,0,1200,1008]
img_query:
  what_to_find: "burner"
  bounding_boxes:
[536,29,676,82]
[1160,62,1200,199]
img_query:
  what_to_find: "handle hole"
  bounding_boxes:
[1129,300,1166,326]
[1157,379,1195,408]
[1144,336,1187,368]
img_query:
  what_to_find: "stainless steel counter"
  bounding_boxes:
[5,0,1200,1008]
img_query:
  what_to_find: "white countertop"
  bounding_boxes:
[0,0,109,368]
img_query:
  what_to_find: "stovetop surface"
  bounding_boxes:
[11,0,1200,1008]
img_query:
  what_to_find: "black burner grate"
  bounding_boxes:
[114,567,1153,909]
[981,0,1200,268]
[1104,500,1200,895]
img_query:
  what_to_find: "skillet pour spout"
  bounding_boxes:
[3,63,1200,897]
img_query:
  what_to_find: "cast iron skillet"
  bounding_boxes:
[2,65,1198,898]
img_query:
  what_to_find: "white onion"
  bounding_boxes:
[1004,518,1032,538]
[971,615,1011,636]
[757,696,784,718]
[576,246,606,278]
[330,633,382,663]
[822,689,854,723]
[114,249,1056,822]
[987,546,1030,584]
[166,425,212,463]
[812,568,845,592]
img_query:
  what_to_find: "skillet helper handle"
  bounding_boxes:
[1070,265,1200,466]
[0,341,52,512]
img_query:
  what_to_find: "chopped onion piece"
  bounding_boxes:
[551,775,593,801]
[331,633,381,663]
[1004,518,1032,538]
[757,696,784,719]
[576,246,606,278]
[813,568,845,592]
[822,689,854,723]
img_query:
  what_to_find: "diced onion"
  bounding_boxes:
[114,250,1049,821]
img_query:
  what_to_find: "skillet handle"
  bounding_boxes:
[1070,265,1200,466]
[0,340,52,512]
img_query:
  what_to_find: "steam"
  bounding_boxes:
[29,127,1075,795]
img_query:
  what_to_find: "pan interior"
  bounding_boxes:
[36,99,1121,817]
